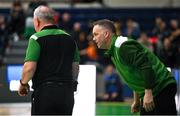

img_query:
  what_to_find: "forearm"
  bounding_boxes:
[133,91,140,103]
[21,70,33,84]
[131,91,141,113]
[145,89,153,96]
[143,89,155,112]
[21,62,36,84]
[72,62,79,81]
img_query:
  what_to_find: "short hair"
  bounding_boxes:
[93,19,116,34]
[34,5,55,23]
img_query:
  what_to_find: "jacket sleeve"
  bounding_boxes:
[119,42,155,89]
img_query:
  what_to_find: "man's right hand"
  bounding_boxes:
[18,81,30,96]
[131,91,140,113]
[131,101,140,113]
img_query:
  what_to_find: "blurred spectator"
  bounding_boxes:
[169,19,180,67]
[158,37,176,68]
[0,15,6,63]
[103,65,124,102]
[138,32,153,51]
[72,22,82,41]
[152,17,170,55]
[122,18,140,39]
[76,31,89,64]
[0,15,8,65]
[152,17,163,34]
[24,17,35,39]
[59,12,73,33]
[80,40,98,63]
[53,10,60,25]
[7,0,25,41]
[114,20,122,36]
[27,0,48,17]
[149,36,161,55]
[73,22,84,38]
[152,17,170,42]
[169,19,180,44]
[72,22,89,64]
[170,19,179,32]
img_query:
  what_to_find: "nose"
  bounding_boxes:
[93,37,96,41]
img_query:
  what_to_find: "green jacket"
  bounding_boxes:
[106,35,176,98]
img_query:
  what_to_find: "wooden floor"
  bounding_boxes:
[0,103,31,115]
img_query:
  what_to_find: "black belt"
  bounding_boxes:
[43,81,72,86]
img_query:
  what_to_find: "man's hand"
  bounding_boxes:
[19,61,36,96]
[18,81,30,96]
[143,89,155,112]
[131,101,140,113]
[131,91,140,113]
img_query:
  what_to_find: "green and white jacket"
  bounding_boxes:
[106,35,176,98]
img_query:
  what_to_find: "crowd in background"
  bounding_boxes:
[0,0,180,101]
[58,12,180,69]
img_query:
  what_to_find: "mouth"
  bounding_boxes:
[97,43,101,48]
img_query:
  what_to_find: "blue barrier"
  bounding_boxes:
[172,69,180,115]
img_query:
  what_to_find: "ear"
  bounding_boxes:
[104,31,110,38]
[37,18,40,27]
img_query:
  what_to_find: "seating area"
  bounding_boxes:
[1,7,180,29]
[0,7,180,65]
[56,8,180,32]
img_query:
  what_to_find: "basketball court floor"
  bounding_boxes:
[0,103,31,115]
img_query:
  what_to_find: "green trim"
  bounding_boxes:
[24,38,40,62]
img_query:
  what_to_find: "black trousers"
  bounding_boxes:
[140,83,177,115]
[31,82,74,115]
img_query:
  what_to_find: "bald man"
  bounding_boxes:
[18,6,80,115]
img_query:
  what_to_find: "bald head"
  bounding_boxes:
[34,5,55,23]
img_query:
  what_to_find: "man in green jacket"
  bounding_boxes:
[92,19,177,115]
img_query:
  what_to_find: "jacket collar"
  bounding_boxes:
[105,35,118,57]
[41,25,58,31]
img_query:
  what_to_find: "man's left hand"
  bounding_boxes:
[143,89,155,112]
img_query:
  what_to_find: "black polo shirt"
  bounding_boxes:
[25,25,80,89]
